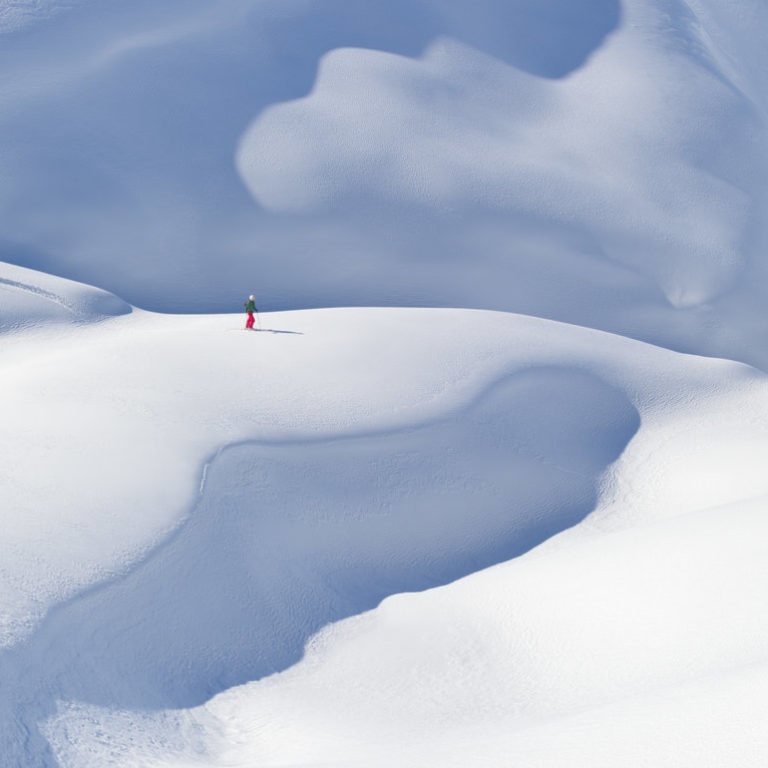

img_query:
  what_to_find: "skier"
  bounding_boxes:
[244,295,258,330]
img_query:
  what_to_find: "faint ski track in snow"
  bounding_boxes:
[0,269,131,337]
[0,276,80,315]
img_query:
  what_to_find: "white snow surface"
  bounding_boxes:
[0,261,129,334]
[3,0,768,765]
[2,263,768,766]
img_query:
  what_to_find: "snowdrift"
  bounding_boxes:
[2,263,768,765]
[3,0,768,765]
[2,0,768,367]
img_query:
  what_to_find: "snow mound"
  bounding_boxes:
[166,494,766,768]
[236,1,767,364]
[1,303,767,765]
[0,261,130,333]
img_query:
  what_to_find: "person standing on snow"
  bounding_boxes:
[244,295,257,330]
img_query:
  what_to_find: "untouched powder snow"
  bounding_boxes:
[1,0,768,369]
[3,0,768,765]
[2,265,768,766]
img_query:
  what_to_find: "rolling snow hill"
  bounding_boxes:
[2,0,768,765]
[1,266,767,766]
[1,0,768,367]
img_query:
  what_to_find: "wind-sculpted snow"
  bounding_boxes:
[5,0,768,369]
[0,0,619,313]
[2,298,768,765]
[0,366,639,765]
[0,302,642,651]
[237,1,768,366]
[3,0,768,764]
[132,494,765,768]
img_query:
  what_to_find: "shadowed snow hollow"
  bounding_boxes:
[0,0,617,311]
[236,8,760,317]
[0,362,638,765]
[3,1,768,765]
[3,295,768,766]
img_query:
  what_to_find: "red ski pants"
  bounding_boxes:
[245,312,255,329]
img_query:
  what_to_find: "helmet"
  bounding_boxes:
[249,295,254,301]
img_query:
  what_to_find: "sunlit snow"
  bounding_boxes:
[2,0,768,766]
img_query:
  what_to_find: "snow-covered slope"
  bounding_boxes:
[2,0,768,367]
[3,0,768,765]
[2,263,768,766]
[0,261,129,333]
